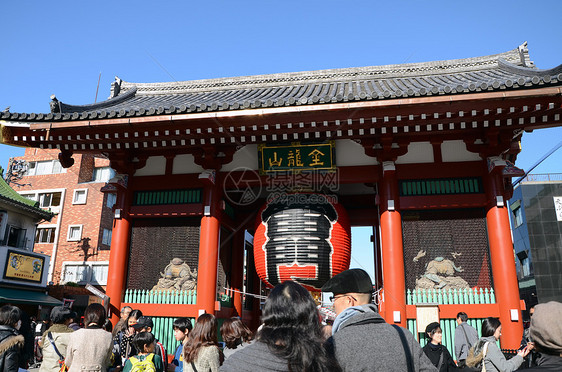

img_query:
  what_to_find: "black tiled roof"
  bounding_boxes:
[2,43,562,122]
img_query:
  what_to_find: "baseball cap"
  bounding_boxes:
[131,316,153,330]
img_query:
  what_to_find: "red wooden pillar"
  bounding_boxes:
[379,161,407,327]
[230,229,245,317]
[106,186,132,325]
[196,180,221,315]
[484,163,523,348]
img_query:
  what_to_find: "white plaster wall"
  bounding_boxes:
[172,154,205,174]
[222,145,259,171]
[396,142,434,164]
[134,156,166,176]
[441,140,482,162]
[335,139,378,166]
[4,208,39,250]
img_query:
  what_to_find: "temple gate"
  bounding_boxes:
[1,43,561,348]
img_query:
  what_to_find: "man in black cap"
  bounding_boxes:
[131,316,168,371]
[322,268,437,372]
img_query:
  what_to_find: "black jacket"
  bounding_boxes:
[422,342,459,372]
[519,353,562,371]
[0,325,25,372]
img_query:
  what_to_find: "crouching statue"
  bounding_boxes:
[413,250,469,290]
[152,258,198,291]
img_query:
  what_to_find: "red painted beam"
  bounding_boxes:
[400,194,487,210]
[129,204,202,217]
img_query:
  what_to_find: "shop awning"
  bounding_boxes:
[0,288,62,306]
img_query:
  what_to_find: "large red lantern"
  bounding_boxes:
[254,194,351,291]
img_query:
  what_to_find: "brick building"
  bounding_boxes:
[9,148,115,292]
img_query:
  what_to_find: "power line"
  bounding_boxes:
[514,140,562,186]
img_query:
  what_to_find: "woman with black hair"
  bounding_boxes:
[0,305,24,372]
[65,303,113,372]
[467,317,529,372]
[421,322,458,372]
[220,280,341,372]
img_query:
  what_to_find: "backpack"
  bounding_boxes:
[130,353,157,372]
[466,342,490,370]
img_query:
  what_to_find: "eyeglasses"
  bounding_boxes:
[329,294,357,303]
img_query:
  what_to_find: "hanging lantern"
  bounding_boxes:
[254,194,351,291]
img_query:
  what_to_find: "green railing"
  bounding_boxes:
[123,289,236,355]
[123,289,197,304]
[407,288,496,305]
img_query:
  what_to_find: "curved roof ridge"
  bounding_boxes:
[498,58,562,77]
[118,43,531,96]
[58,87,137,113]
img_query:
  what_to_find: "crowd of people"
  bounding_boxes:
[1,268,561,372]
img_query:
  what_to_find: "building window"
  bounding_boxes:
[20,193,36,201]
[25,160,66,176]
[513,206,523,227]
[554,196,562,222]
[73,189,88,205]
[5,226,27,248]
[39,192,62,208]
[67,225,83,241]
[101,228,112,246]
[92,167,115,183]
[61,261,109,285]
[106,193,117,208]
[517,250,532,278]
[35,227,56,244]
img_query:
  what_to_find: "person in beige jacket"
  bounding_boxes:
[39,306,75,372]
[65,304,113,372]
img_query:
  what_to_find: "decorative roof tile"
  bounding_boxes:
[1,43,561,122]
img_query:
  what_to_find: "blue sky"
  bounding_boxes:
[1,1,561,280]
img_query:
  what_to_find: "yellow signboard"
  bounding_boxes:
[4,250,45,283]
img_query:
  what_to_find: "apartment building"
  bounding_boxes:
[9,148,115,290]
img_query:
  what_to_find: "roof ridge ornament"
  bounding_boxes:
[49,94,61,113]
[518,41,533,67]
[110,76,123,98]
